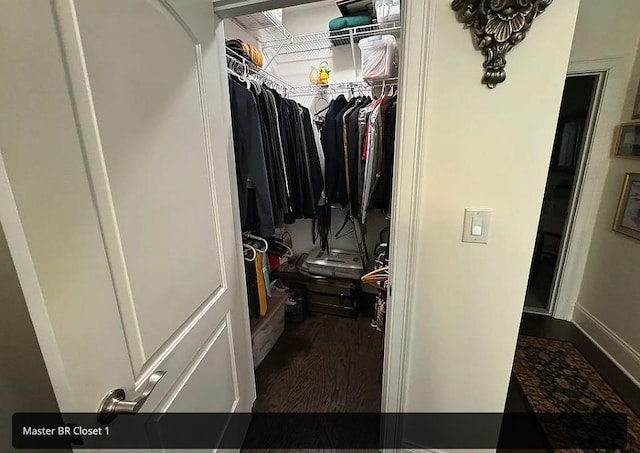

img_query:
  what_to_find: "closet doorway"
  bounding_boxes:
[223,0,402,415]
[1,0,424,448]
[524,72,604,314]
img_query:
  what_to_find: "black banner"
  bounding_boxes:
[13,412,628,449]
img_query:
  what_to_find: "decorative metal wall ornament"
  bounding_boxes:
[451,0,553,88]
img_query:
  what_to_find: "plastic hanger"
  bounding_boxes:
[243,244,257,262]
[361,267,389,288]
[266,237,294,258]
[314,93,330,115]
[242,232,268,253]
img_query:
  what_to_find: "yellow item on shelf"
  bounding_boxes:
[309,67,320,85]
[319,61,331,85]
[241,41,264,68]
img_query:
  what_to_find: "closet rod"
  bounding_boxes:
[289,78,399,98]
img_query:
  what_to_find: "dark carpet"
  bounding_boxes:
[513,335,640,452]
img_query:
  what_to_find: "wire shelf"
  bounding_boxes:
[290,78,399,98]
[260,21,401,56]
[226,47,294,95]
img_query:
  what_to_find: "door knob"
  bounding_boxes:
[98,371,166,424]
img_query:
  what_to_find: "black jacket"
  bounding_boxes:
[228,77,275,237]
[321,96,349,206]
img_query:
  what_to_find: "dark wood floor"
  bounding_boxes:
[244,310,638,451]
[252,311,385,413]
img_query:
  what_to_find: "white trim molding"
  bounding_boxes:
[381,0,436,450]
[383,0,435,413]
[573,304,640,387]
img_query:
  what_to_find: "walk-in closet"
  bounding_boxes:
[224,0,401,413]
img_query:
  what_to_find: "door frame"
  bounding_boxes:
[524,69,607,317]
[217,0,438,425]
[526,58,622,321]
[0,0,439,444]
[380,0,436,422]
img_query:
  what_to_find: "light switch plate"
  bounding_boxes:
[463,209,491,244]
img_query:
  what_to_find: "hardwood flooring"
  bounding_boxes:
[242,311,384,452]
[252,311,385,413]
[244,311,639,451]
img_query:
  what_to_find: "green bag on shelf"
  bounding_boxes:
[328,14,372,31]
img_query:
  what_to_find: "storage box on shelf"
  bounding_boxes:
[359,35,397,80]
[251,288,288,369]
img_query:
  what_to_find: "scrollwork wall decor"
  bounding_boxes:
[451,0,553,88]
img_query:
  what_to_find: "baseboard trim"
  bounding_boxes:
[572,304,640,387]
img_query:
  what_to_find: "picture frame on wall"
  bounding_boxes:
[613,122,640,159]
[613,173,640,240]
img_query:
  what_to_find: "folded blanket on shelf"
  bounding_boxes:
[328,14,372,31]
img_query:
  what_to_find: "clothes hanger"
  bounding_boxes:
[240,62,251,90]
[361,266,389,287]
[266,237,294,258]
[314,92,330,115]
[242,232,268,253]
[243,243,257,262]
[361,267,389,281]
[334,212,354,239]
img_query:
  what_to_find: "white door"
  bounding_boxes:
[0,0,255,448]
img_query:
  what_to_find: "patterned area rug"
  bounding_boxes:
[513,335,640,452]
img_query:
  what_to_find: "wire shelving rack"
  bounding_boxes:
[225,47,294,95]
[289,78,399,100]
[260,21,400,56]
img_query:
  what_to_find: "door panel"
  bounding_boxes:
[162,317,238,413]
[0,0,255,447]
[74,0,226,364]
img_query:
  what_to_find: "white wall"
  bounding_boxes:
[570,0,640,385]
[224,18,261,47]
[277,0,362,88]
[399,0,580,432]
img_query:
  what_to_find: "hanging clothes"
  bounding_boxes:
[301,107,324,211]
[361,97,385,223]
[364,95,396,218]
[370,99,397,212]
[321,95,348,206]
[245,260,260,319]
[334,97,359,207]
[315,91,397,231]
[228,75,325,237]
[250,82,285,228]
[228,76,275,237]
[347,98,372,216]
